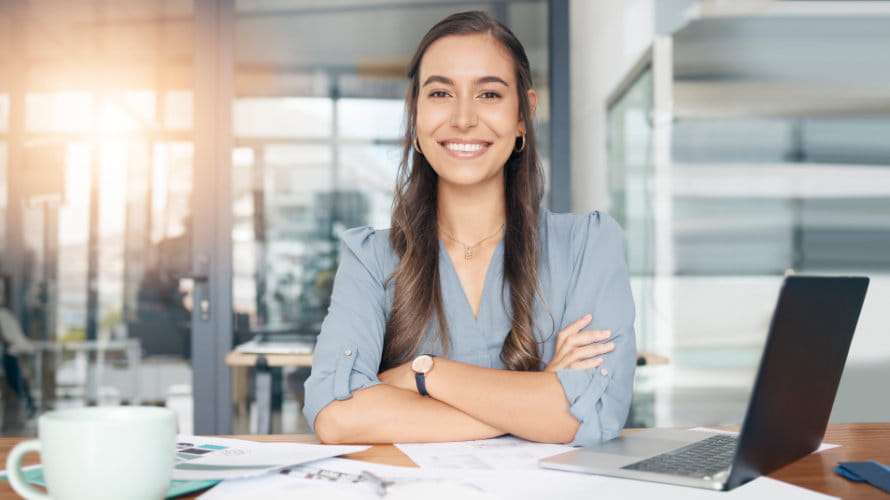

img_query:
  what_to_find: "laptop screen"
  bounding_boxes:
[726,276,868,490]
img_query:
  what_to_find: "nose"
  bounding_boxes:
[450,95,478,130]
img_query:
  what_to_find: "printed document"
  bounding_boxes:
[173,435,367,480]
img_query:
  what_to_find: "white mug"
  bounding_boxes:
[5,406,176,500]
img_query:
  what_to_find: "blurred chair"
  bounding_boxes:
[0,307,37,422]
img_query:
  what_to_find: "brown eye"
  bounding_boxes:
[479,91,501,99]
[429,91,450,98]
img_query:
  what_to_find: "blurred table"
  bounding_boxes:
[225,339,314,434]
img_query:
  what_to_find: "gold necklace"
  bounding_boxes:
[441,223,505,260]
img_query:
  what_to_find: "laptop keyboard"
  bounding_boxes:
[621,434,737,479]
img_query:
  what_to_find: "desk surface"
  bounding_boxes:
[1,423,887,499]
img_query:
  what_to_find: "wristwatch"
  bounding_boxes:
[411,354,435,397]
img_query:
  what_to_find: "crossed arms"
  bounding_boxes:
[315,315,616,444]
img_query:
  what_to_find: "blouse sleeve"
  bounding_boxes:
[555,212,637,446]
[302,227,388,431]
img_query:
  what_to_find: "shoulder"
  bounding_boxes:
[540,209,625,251]
[339,226,397,281]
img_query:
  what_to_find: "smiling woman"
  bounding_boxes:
[304,11,636,447]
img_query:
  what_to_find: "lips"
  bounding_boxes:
[438,139,492,158]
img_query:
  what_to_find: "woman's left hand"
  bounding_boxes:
[379,361,418,393]
[545,314,615,372]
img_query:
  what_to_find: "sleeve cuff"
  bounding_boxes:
[556,367,616,446]
[303,345,382,431]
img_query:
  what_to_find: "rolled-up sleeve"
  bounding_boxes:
[555,212,636,446]
[303,227,388,431]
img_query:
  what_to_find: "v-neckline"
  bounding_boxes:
[439,238,504,322]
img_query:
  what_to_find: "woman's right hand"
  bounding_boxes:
[544,314,615,372]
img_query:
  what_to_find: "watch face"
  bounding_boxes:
[412,355,434,374]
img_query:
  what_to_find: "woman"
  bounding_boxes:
[304,11,635,446]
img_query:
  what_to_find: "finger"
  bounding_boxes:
[570,357,604,370]
[557,314,592,344]
[554,331,610,362]
[567,342,615,364]
[550,343,608,372]
[565,329,612,348]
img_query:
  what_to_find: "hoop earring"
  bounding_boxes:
[514,134,526,153]
[413,136,423,155]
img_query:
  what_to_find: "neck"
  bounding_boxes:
[437,176,506,243]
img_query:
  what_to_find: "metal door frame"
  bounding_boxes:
[192,0,235,434]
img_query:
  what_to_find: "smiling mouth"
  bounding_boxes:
[439,141,492,157]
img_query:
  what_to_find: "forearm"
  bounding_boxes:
[314,384,505,444]
[425,359,579,443]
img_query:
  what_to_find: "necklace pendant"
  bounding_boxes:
[464,247,474,260]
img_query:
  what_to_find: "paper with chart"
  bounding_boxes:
[198,456,838,500]
[173,435,368,480]
[395,435,574,469]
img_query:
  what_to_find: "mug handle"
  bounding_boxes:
[5,439,50,500]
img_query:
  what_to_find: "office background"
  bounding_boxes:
[0,0,888,437]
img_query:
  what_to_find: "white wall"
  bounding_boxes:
[569,0,655,212]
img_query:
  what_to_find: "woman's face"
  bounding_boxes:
[415,33,536,189]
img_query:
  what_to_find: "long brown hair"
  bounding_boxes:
[382,11,545,372]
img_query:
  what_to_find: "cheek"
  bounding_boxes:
[415,101,446,135]
[485,105,521,137]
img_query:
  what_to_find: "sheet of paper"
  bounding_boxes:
[199,456,838,500]
[395,435,574,469]
[173,435,367,480]
[198,474,375,500]
[689,427,841,452]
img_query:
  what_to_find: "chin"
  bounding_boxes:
[431,154,508,188]
[435,164,501,188]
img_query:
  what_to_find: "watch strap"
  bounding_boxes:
[415,371,430,397]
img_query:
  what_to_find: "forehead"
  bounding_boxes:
[419,33,516,83]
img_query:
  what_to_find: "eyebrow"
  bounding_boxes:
[421,75,510,88]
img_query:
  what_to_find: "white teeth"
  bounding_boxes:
[444,142,486,152]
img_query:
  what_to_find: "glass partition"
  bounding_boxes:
[0,91,6,252]
[607,66,655,344]
[0,142,6,254]
[0,0,198,436]
[608,19,890,428]
[0,0,560,436]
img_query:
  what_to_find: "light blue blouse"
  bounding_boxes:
[303,209,636,446]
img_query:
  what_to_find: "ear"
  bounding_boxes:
[518,89,538,135]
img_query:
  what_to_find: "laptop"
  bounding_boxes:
[539,276,869,491]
